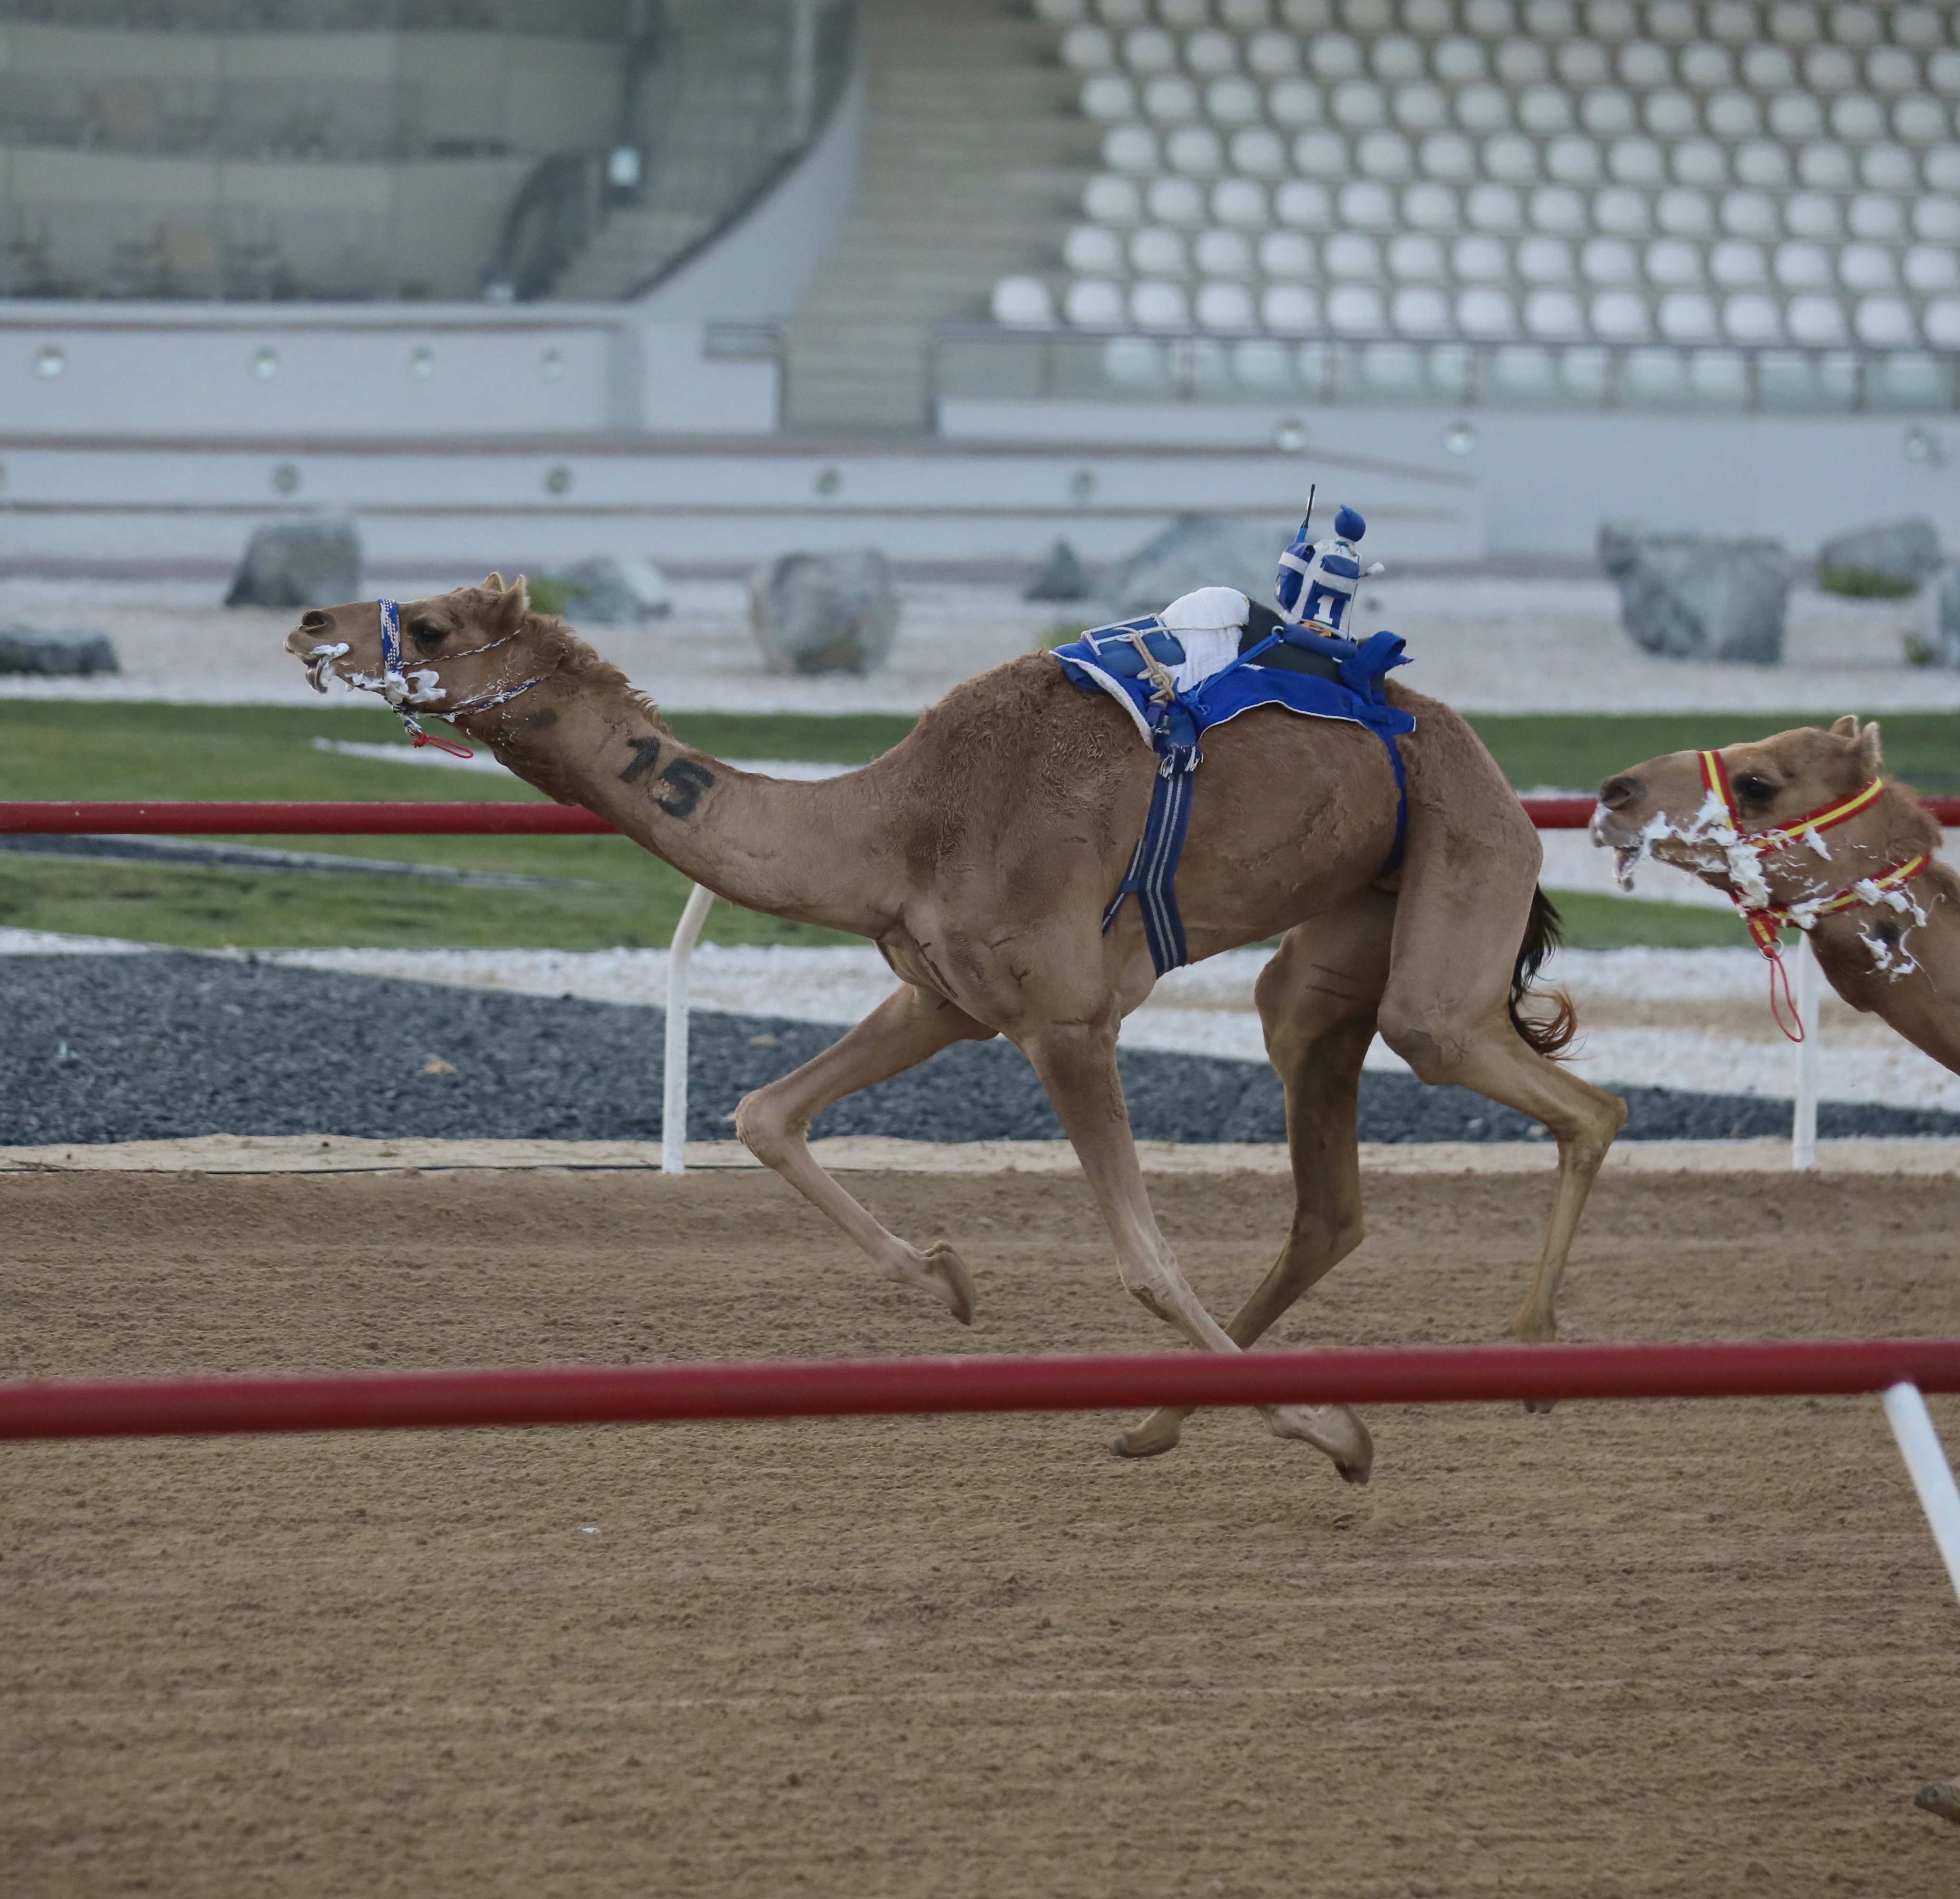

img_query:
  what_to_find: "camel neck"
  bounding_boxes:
[463,678,890,937]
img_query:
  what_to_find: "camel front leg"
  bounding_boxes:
[1116,893,1393,1467]
[1021,1018,1373,1482]
[735,984,996,1322]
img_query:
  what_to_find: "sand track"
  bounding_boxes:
[5,1167,1960,1898]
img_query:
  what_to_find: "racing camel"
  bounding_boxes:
[287,575,1627,1484]
[1593,717,1959,1074]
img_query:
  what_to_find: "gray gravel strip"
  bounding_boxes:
[5,954,1958,1149]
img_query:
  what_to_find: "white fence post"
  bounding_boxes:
[662,883,716,1176]
[1791,934,1822,1171]
[1881,1383,1960,1607]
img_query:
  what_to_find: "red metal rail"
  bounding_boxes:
[2,797,1956,837]
[2,1339,1957,1442]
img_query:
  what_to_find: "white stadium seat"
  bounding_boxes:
[1205,78,1263,123]
[1723,293,1783,342]
[1061,27,1118,71]
[1258,230,1317,276]
[1195,281,1259,329]
[1034,0,1960,362]
[1195,227,1255,275]
[1267,79,1324,125]
[1064,225,1126,273]
[1246,30,1300,76]
[1211,177,1271,226]
[1130,279,1191,326]
[1083,174,1145,223]
[1064,278,1126,325]
[1143,75,1200,120]
[1590,289,1650,337]
[1122,27,1179,71]
[1260,283,1319,331]
[991,277,1057,326]
[1101,126,1160,173]
[1187,29,1240,73]
[1393,285,1453,331]
[1787,294,1848,344]
[1147,175,1208,223]
[1167,126,1226,173]
[1130,226,1188,274]
[1081,75,1140,120]
[1274,179,1334,227]
[1230,128,1289,175]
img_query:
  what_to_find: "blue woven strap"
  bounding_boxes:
[1101,732,1200,975]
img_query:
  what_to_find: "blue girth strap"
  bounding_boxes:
[1100,708,1203,974]
[1093,629,1411,977]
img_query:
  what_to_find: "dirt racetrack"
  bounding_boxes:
[5,1165,1960,1898]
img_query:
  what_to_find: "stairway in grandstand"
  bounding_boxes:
[985,0,1960,409]
[781,0,1091,432]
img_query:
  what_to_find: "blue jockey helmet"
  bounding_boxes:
[1333,505,1365,542]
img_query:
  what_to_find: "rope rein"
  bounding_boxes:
[372,598,547,759]
[1696,748,1933,1042]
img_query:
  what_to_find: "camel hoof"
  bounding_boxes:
[920,1241,976,1326]
[1268,1404,1374,1485]
[1524,1397,1558,1415]
[1109,1417,1183,1459]
[1336,1461,1371,1486]
[1916,1783,1960,1824]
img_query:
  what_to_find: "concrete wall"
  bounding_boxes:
[0,435,1480,572]
[942,397,1960,561]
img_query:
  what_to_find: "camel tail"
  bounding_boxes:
[1510,886,1579,1060]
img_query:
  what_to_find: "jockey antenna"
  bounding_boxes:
[1299,483,1316,542]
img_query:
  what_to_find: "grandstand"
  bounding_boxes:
[0,0,1956,564]
[977,0,1960,418]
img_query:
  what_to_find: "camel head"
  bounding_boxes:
[1592,717,1886,902]
[283,574,546,725]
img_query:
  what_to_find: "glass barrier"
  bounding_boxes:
[0,0,857,302]
[935,327,1960,420]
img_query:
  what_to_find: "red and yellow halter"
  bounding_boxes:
[1696,749,1931,1040]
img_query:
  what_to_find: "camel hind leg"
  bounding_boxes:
[1377,760,1627,1344]
[735,984,997,1322]
[1115,889,1395,1466]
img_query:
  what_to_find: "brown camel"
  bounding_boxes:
[287,576,1627,1483]
[1594,719,1959,1077]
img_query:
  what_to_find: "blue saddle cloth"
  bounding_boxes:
[1052,621,1417,974]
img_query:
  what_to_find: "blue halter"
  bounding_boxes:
[372,597,545,756]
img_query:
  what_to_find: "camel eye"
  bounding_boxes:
[409,620,448,653]
[1733,773,1775,804]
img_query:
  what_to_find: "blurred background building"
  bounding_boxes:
[1,0,1956,569]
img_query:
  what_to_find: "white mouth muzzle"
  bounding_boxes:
[304,642,350,694]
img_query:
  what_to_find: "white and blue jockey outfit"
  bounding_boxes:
[1274,503,1381,636]
[1052,534,1414,975]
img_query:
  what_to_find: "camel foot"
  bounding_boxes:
[1524,1397,1558,1415]
[1510,1308,1559,1345]
[1110,1407,1186,1459]
[1916,1783,1960,1824]
[1267,1403,1374,1484]
[916,1241,976,1326]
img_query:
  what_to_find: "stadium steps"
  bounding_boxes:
[782,0,1094,433]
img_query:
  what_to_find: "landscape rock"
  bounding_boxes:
[1911,565,1960,670]
[749,548,899,676]
[1096,513,1294,620]
[1598,523,1791,665]
[225,519,362,609]
[1817,517,1940,598]
[1022,539,1094,602]
[531,556,672,623]
[0,626,118,676]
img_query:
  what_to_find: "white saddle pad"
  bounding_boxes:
[1159,587,1250,693]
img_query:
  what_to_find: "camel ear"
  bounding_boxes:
[1830,714,1858,737]
[486,574,530,634]
[483,572,504,592]
[1856,719,1883,775]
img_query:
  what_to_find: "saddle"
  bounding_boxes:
[1052,588,1415,975]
